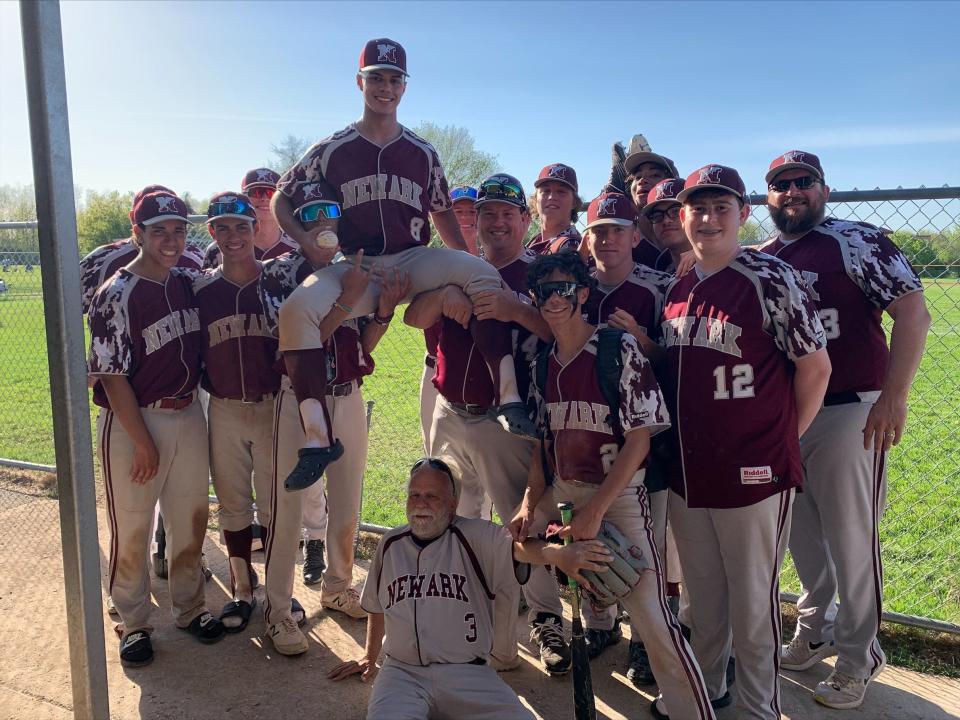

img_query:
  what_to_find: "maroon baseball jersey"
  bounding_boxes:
[201,232,299,270]
[653,248,676,275]
[80,238,203,313]
[760,218,922,395]
[661,248,827,509]
[433,250,536,407]
[191,269,281,400]
[259,250,374,384]
[87,267,202,409]
[530,330,670,486]
[277,124,451,256]
[527,226,582,255]
[424,322,441,359]
[632,235,661,269]
[584,263,671,341]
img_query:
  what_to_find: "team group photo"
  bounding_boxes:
[3,3,959,719]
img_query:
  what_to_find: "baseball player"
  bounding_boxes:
[644,179,691,275]
[87,191,225,667]
[201,169,297,270]
[404,175,568,673]
[259,179,409,655]
[272,39,536,494]
[622,140,681,269]
[526,163,583,256]
[192,191,280,631]
[760,151,930,709]
[328,456,613,720]
[662,165,831,719]
[80,184,203,314]
[514,250,715,720]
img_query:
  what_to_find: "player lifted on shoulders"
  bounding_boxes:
[272,38,534,492]
[663,165,832,720]
[760,151,929,710]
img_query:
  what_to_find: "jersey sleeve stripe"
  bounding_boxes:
[450,526,496,601]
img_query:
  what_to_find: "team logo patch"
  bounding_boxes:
[781,150,806,164]
[655,180,679,200]
[698,165,723,184]
[256,169,274,181]
[219,195,238,204]
[598,196,618,215]
[548,165,567,179]
[303,183,326,200]
[377,43,397,63]
[156,196,178,212]
[740,466,773,484]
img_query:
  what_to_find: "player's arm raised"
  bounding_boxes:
[431,208,468,252]
[96,375,159,484]
[360,268,411,354]
[327,611,385,683]
[863,291,930,452]
[793,348,832,438]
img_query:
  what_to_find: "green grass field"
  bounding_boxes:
[1,269,958,624]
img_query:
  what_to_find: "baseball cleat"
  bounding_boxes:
[302,539,326,586]
[284,440,344,492]
[119,631,153,668]
[321,587,367,619]
[490,402,537,439]
[814,657,886,709]
[627,640,655,686]
[781,635,837,671]
[585,620,622,660]
[269,618,309,656]
[529,612,571,675]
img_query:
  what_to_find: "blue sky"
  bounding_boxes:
[1,1,958,204]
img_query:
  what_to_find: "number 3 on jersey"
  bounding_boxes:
[464,612,477,643]
[713,363,755,400]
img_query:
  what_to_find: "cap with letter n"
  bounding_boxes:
[645,178,684,212]
[133,191,192,227]
[359,38,408,76]
[207,192,257,223]
[585,191,636,230]
[677,164,747,203]
[534,163,579,194]
[765,149,824,184]
[241,167,281,192]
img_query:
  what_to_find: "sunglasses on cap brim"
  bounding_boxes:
[479,180,524,201]
[208,200,253,218]
[532,281,581,305]
[297,202,342,222]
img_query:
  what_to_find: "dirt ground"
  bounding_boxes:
[1,485,958,719]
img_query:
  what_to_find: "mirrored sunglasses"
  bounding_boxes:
[297,202,342,223]
[208,200,253,218]
[479,180,524,201]
[532,281,580,305]
[768,176,819,193]
[248,187,276,200]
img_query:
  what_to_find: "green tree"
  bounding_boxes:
[411,122,499,189]
[889,230,943,278]
[76,190,133,255]
[738,219,766,246]
[0,184,38,254]
[269,135,311,174]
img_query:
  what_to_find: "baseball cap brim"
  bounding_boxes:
[207,214,254,223]
[643,198,681,214]
[764,162,823,184]
[586,217,634,230]
[360,64,409,77]
[476,197,525,209]
[676,185,746,203]
[242,181,276,190]
[625,151,674,176]
[533,176,577,192]
[451,197,477,205]
[142,215,192,227]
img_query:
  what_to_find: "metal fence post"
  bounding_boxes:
[19,1,110,718]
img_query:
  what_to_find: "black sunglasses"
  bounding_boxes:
[532,281,581,305]
[769,176,819,193]
[646,205,681,224]
[410,457,457,494]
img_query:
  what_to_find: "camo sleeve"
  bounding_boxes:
[527,354,548,437]
[201,243,222,271]
[259,254,308,336]
[427,145,452,214]
[762,263,827,361]
[87,278,133,376]
[276,138,329,200]
[619,334,670,437]
[842,222,923,309]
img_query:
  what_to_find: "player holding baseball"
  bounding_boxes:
[88,191,225,667]
[526,163,583,256]
[260,179,409,655]
[761,151,930,709]
[201,169,297,270]
[404,175,568,674]
[328,456,613,720]
[272,39,535,493]
[663,165,831,719]
[192,191,279,631]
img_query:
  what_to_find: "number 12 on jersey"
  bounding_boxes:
[712,363,755,400]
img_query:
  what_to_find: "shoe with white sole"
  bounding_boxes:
[814,657,886,709]
[781,635,837,671]
[321,587,368,619]
[268,617,308,656]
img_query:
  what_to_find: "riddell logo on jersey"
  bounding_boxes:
[740,466,773,484]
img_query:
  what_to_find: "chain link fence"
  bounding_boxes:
[0,186,958,633]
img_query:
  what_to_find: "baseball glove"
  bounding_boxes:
[580,521,655,607]
[602,141,629,195]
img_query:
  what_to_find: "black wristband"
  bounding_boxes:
[373,311,394,326]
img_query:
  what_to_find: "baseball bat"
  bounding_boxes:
[559,502,596,720]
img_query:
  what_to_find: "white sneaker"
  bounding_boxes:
[489,654,523,672]
[106,595,119,616]
[321,587,368,619]
[269,618,308,656]
[781,635,837,671]
[814,657,886,709]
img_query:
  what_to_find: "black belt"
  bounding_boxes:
[425,355,436,369]
[326,382,354,397]
[467,657,486,666]
[447,401,489,417]
[824,391,862,407]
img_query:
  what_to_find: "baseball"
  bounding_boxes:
[315,231,339,249]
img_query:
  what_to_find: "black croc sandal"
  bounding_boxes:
[490,402,537,438]
[284,440,345,492]
[219,598,256,634]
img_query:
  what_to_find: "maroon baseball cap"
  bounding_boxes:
[585,192,636,230]
[677,164,747,203]
[133,192,191,227]
[645,178,684,212]
[241,168,280,191]
[132,184,174,207]
[765,150,824,184]
[534,163,579,193]
[206,192,257,223]
[359,38,408,76]
[290,179,340,215]
[625,150,679,179]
